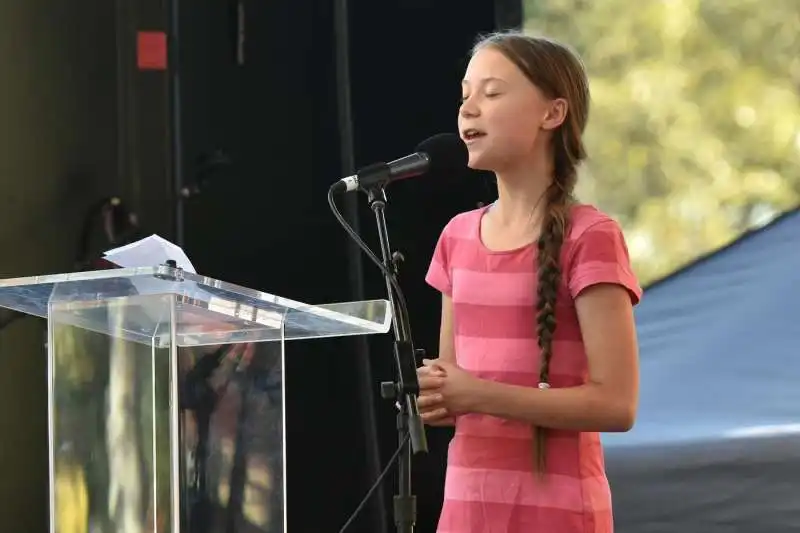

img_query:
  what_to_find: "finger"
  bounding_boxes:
[417,393,444,409]
[423,359,450,373]
[420,408,450,423]
[418,375,445,390]
[417,366,445,379]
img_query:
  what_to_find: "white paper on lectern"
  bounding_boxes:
[102,235,204,339]
[104,234,196,273]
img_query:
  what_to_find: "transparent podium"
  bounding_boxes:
[0,264,392,533]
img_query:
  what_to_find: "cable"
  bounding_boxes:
[327,188,413,337]
[0,196,140,335]
[337,432,410,533]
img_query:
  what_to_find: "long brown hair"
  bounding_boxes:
[472,31,590,473]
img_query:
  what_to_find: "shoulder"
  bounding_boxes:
[564,203,642,303]
[438,206,484,238]
[433,206,484,251]
[564,203,632,260]
[426,206,485,293]
[429,205,484,260]
[566,203,625,243]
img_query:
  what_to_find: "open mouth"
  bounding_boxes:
[462,128,487,141]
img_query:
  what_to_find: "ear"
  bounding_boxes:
[541,98,568,131]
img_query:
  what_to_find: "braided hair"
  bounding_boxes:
[473,31,590,473]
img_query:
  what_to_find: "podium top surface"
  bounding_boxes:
[0,265,392,347]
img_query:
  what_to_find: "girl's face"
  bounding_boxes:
[458,46,564,173]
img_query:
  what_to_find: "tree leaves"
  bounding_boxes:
[524,0,800,283]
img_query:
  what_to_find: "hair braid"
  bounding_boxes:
[532,179,572,474]
[470,30,589,475]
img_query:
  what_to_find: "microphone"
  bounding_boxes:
[331,132,467,193]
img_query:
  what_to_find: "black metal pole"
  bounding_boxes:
[367,188,428,533]
[167,0,185,247]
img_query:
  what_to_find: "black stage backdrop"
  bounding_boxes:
[169,1,516,532]
[0,0,523,531]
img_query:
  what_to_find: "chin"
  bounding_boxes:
[467,154,497,172]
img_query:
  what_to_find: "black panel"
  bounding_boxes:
[176,1,504,531]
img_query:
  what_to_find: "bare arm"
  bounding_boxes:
[469,283,639,432]
[437,294,456,363]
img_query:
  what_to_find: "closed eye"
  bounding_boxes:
[461,92,501,103]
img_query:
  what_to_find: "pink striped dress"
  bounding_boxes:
[425,203,642,533]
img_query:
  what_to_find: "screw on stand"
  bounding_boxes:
[380,349,426,409]
[155,259,184,282]
[391,251,405,272]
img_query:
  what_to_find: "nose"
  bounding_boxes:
[459,95,480,119]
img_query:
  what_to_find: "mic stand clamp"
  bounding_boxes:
[365,184,428,533]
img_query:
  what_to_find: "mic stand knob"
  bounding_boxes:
[380,347,425,405]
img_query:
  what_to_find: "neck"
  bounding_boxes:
[492,155,553,225]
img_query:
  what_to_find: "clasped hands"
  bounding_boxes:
[416,358,481,426]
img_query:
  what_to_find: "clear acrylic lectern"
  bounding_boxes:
[0,264,392,533]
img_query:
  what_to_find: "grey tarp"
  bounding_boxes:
[601,208,800,533]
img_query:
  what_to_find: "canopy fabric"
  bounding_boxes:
[602,208,800,532]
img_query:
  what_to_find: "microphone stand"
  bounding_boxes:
[363,184,428,533]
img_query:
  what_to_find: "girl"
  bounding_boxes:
[417,31,642,533]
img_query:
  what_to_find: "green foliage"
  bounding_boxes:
[524,0,800,283]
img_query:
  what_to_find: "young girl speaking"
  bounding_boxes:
[418,31,642,533]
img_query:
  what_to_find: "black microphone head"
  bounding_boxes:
[415,133,468,175]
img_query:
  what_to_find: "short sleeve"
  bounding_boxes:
[568,219,642,305]
[425,225,453,296]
